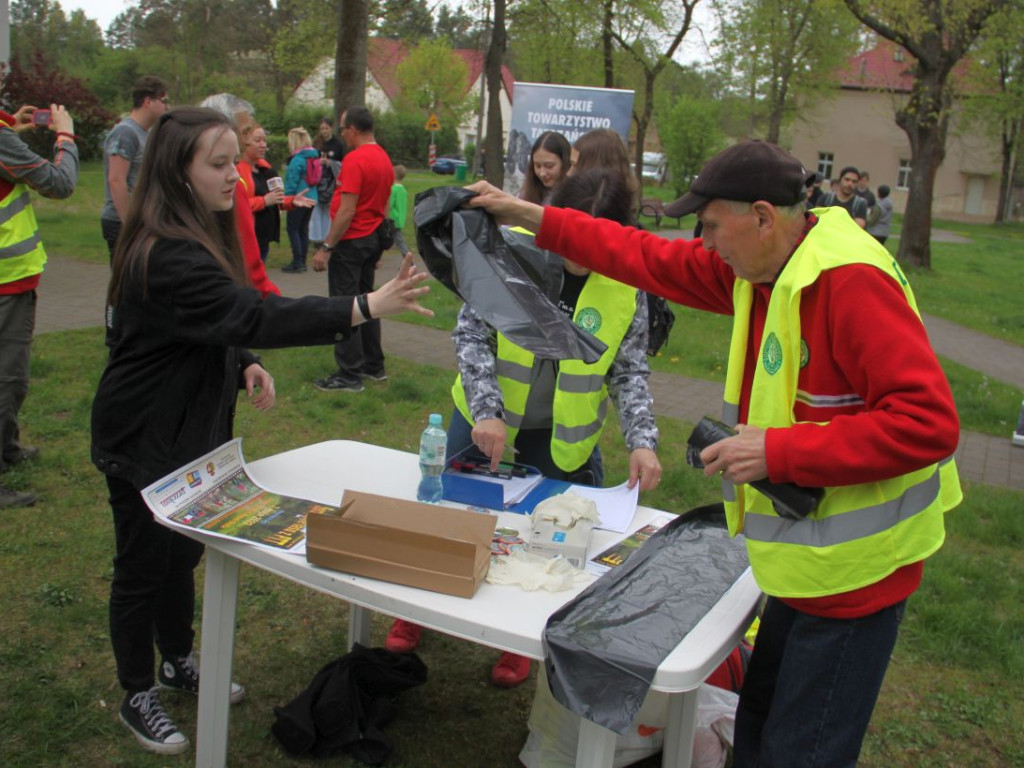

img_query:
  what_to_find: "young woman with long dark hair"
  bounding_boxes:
[518,130,571,205]
[93,106,431,755]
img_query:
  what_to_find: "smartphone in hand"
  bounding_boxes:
[32,109,51,127]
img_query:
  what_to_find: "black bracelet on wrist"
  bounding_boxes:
[356,293,372,320]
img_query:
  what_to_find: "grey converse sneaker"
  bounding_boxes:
[120,686,189,755]
[159,651,246,704]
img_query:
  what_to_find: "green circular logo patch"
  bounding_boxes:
[576,307,603,334]
[762,332,783,375]
[800,338,810,369]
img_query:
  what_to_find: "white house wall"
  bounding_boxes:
[789,88,1002,221]
[290,56,512,153]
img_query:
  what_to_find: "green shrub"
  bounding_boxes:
[375,109,459,168]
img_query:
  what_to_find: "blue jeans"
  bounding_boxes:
[446,408,603,486]
[732,596,906,768]
[286,207,312,266]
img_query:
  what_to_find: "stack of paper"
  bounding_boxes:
[470,471,544,505]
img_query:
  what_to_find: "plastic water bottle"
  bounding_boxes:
[417,413,447,503]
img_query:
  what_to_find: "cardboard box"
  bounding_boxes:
[306,490,497,598]
[528,515,594,570]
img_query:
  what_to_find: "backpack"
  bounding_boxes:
[316,162,336,199]
[646,293,676,357]
[304,155,323,187]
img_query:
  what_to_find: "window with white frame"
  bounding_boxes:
[818,152,834,180]
[897,158,912,189]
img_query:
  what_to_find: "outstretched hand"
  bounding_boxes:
[292,189,316,208]
[365,253,433,320]
[463,181,544,231]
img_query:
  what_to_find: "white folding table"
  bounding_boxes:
[163,440,761,768]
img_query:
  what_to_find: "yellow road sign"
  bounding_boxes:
[424,113,441,132]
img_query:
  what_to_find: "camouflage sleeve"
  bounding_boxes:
[451,303,505,422]
[607,291,658,452]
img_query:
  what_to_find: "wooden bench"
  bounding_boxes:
[639,198,683,228]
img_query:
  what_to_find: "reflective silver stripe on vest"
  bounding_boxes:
[0,232,42,261]
[795,390,865,408]
[722,478,736,502]
[744,467,941,547]
[554,397,608,444]
[0,192,32,226]
[495,357,532,383]
[559,372,605,394]
[722,402,739,425]
[504,408,524,430]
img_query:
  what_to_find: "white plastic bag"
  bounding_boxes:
[518,667,737,768]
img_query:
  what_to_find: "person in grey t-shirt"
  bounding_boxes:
[867,184,893,245]
[101,76,168,258]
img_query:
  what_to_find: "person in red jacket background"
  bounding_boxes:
[199,93,286,298]
[237,123,314,263]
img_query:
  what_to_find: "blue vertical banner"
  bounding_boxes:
[504,82,635,196]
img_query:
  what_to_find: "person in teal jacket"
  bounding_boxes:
[282,127,319,272]
[389,164,411,255]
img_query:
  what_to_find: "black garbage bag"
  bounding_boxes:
[414,186,607,363]
[271,644,428,764]
[542,504,752,734]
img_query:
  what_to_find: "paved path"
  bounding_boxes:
[36,253,1023,491]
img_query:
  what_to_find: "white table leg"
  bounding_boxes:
[195,548,240,768]
[348,604,371,650]
[661,689,698,768]
[577,717,617,768]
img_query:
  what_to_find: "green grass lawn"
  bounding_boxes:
[7,164,1023,765]
[1,328,1022,767]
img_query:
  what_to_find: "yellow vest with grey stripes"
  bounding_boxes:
[452,273,637,472]
[721,207,961,598]
[0,137,47,283]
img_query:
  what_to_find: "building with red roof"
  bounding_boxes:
[788,39,1002,220]
[291,38,515,156]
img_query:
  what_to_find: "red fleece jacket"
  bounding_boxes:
[537,207,960,618]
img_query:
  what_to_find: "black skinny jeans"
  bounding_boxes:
[107,475,204,693]
[328,232,385,381]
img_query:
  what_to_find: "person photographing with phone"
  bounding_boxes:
[0,103,78,508]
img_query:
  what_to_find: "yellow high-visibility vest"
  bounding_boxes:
[453,272,637,471]
[0,181,47,283]
[721,207,961,598]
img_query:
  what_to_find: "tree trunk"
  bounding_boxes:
[602,0,614,89]
[335,0,369,121]
[995,120,1017,223]
[766,98,783,145]
[484,0,506,186]
[894,69,950,269]
[632,70,656,193]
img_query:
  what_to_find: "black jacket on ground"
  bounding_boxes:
[92,237,356,489]
[272,644,428,764]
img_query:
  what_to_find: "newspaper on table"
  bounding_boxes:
[142,438,332,555]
